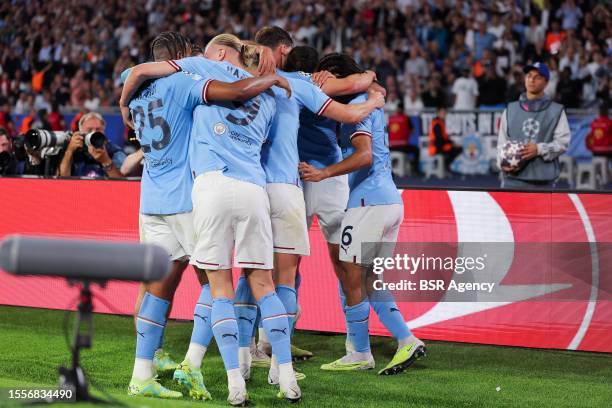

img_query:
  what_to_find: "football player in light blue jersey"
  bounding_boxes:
[253,47,385,385]
[299,54,426,376]
[120,33,299,405]
[252,29,383,364]
[119,34,290,403]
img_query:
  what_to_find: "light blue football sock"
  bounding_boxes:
[369,289,411,341]
[235,276,258,347]
[191,284,214,347]
[276,285,297,332]
[211,297,239,370]
[258,291,292,364]
[136,292,169,360]
[345,300,371,353]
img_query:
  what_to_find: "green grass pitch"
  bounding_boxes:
[0,305,610,407]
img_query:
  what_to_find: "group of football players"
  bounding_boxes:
[119,26,426,406]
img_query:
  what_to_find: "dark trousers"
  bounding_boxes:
[501,176,555,190]
[390,145,421,174]
[442,146,462,169]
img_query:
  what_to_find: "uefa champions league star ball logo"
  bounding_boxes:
[522,118,540,140]
[500,141,525,169]
[213,122,227,135]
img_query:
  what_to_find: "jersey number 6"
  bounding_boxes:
[341,226,353,246]
[132,99,172,152]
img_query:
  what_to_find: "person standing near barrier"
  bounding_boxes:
[498,62,570,189]
[586,103,612,157]
[428,105,462,170]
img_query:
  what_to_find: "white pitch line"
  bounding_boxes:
[567,194,599,350]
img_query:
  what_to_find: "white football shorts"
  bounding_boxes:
[266,183,310,255]
[139,212,195,262]
[190,171,273,270]
[303,175,350,245]
[338,204,404,265]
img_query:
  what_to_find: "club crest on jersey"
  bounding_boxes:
[213,122,227,135]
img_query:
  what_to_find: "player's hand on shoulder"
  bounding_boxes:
[312,70,334,88]
[257,46,276,76]
[120,105,134,130]
[368,90,386,109]
[274,74,292,98]
[367,81,386,98]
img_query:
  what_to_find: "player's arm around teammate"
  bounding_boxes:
[119,62,290,128]
[172,34,300,405]
[301,54,426,376]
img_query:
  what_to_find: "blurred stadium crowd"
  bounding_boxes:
[1,0,610,115]
[0,0,610,182]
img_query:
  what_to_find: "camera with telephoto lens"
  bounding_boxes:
[25,129,72,150]
[25,129,106,151]
[83,131,106,149]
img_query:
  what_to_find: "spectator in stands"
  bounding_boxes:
[428,105,462,170]
[383,90,401,121]
[388,105,419,174]
[422,78,446,108]
[586,103,612,157]
[0,101,15,136]
[524,15,546,47]
[472,22,497,60]
[557,0,583,31]
[506,70,525,102]
[403,88,424,115]
[478,63,507,108]
[545,20,566,55]
[58,112,125,178]
[497,62,570,189]
[47,102,65,131]
[0,128,17,175]
[14,93,32,115]
[0,0,609,144]
[451,68,479,110]
[556,67,582,108]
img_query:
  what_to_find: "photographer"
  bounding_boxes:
[58,112,125,178]
[0,128,18,175]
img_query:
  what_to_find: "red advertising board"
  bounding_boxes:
[0,178,610,352]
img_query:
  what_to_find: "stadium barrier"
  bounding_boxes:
[13,109,597,172]
[0,178,610,352]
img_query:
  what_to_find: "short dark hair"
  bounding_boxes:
[255,26,293,49]
[284,46,319,73]
[150,31,192,62]
[600,103,609,117]
[316,53,365,78]
[317,53,366,104]
[191,43,204,56]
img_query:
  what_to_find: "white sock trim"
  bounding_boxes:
[132,358,154,381]
[185,343,207,369]
[227,367,245,389]
[258,327,269,344]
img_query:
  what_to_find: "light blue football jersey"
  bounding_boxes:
[339,93,402,209]
[175,57,277,187]
[128,71,207,215]
[296,71,342,169]
[261,70,332,186]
